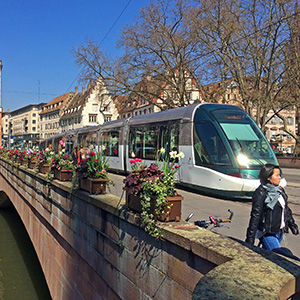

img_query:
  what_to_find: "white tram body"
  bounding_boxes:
[40,103,278,199]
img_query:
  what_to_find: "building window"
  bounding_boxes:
[32,127,36,131]
[92,104,98,112]
[89,114,97,123]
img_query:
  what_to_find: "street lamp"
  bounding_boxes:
[226,81,238,104]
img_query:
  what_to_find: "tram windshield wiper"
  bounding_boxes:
[235,138,264,166]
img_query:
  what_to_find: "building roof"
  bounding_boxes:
[10,103,47,116]
[40,93,74,115]
[60,86,94,120]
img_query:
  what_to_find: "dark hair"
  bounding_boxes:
[258,164,280,183]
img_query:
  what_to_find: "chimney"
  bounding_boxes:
[7,109,10,113]
[90,78,94,87]
[82,86,85,93]
[75,86,78,94]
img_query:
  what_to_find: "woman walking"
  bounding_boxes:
[246,164,298,250]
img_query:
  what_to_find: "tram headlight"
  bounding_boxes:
[237,153,249,168]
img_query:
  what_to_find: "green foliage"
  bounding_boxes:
[125,149,184,238]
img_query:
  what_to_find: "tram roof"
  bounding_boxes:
[127,103,200,126]
[101,118,128,130]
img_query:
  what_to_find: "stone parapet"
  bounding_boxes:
[0,158,299,300]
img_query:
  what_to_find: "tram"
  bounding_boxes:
[40,103,278,199]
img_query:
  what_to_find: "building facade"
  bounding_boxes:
[39,92,74,140]
[60,79,119,132]
[119,72,203,119]
[7,103,46,148]
[1,111,10,147]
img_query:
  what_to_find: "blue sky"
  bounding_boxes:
[0,0,148,112]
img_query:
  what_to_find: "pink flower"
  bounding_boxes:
[130,159,135,164]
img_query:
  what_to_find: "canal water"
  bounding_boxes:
[0,206,51,300]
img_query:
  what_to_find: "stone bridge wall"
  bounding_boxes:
[0,158,300,300]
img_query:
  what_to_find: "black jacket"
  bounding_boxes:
[245,184,298,245]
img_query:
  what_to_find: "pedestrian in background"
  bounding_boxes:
[72,146,79,165]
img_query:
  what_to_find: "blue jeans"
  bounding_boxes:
[261,231,283,251]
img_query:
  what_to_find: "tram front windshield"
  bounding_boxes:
[212,109,277,167]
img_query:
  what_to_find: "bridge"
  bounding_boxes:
[0,157,300,300]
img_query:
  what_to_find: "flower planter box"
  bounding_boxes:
[79,177,108,194]
[19,159,27,165]
[38,164,50,174]
[125,190,183,222]
[29,161,37,169]
[54,169,73,181]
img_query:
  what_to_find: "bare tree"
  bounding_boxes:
[115,0,204,109]
[276,1,300,156]
[72,0,300,154]
[188,0,292,132]
[73,1,204,110]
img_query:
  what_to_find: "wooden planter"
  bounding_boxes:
[20,158,27,165]
[38,164,50,174]
[54,169,73,181]
[79,177,108,195]
[29,161,37,169]
[125,190,183,222]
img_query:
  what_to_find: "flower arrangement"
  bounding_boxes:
[51,151,74,171]
[77,148,109,179]
[50,141,74,172]
[15,150,26,164]
[25,149,39,168]
[123,149,185,238]
[37,148,54,167]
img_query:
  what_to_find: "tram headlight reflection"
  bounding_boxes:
[237,153,249,168]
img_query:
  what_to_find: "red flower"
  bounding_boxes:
[90,151,96,156]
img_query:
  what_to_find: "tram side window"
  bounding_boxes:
[129,129,143,158]
[159,124,179,159]
[65,140,73,154]
[129,127,158,160]
[85,132,97,148]
[193,123,231,166]
[77,135,85,149]
[102,131,119,156]
[144,127,158,159]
